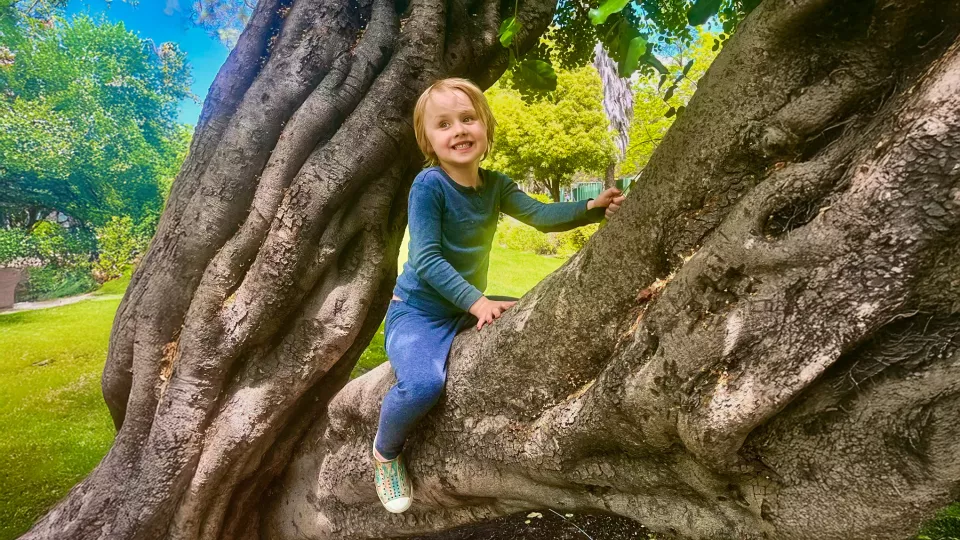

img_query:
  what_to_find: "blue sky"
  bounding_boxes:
[66,0,230,126]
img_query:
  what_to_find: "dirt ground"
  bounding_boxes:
[408,510,659,540]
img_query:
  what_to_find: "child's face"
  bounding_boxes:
[422,88,488,170]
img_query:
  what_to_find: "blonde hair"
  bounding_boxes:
[413,78,496,166]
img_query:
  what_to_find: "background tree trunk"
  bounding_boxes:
[603,161,616,188]
[24,0,960,539]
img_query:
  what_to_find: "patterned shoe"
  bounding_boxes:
[373,450,413,513]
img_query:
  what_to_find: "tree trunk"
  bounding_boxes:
[21,0,554,537]
[549,178,561,203]
[603,160,616,189]
[26,0,960,539]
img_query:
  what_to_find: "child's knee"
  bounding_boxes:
[407,373,445,408]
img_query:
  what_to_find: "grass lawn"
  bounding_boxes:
[0,244,567,538]
[0,286,127,539]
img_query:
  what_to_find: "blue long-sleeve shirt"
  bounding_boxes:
[393,166,605,317]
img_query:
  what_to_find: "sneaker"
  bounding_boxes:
[373,446,412,513]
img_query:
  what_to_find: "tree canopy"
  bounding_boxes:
[486,63,616,200]
[503,0,757,95]
[621,31,718,176]
[0,9,193,227]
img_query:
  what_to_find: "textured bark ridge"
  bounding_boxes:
[22,0,555,537]
[269,1,960,539]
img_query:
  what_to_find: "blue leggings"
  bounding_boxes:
[374,296,514,459]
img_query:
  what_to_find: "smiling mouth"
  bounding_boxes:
[452,142,473,150]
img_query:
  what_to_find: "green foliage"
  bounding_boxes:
[499,16,521,48]
[556,223,599,256]
[495,216,599,257]
[0,227,30,265]
[487,65,615,198]
[529,193,552,204]
[27,221,95,267]
[93,216,146,280]
[0,10,192,227]
[621,33,719,177]
[505,0,755,96]
[93,268,132,296]
[20,264,97,301]
[621,36,647,77]
[517,58,558,91]
[496,218,556,255]
[588,0,632,25]
[917,502,960,540]
[687,0,723,25]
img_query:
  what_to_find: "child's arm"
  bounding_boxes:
[499,175,622,232]
[407,181,484,312]
[409,181,515,327]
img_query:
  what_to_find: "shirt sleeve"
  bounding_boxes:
[498,174,607,232]
[407,180,484,311]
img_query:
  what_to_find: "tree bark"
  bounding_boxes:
[603,160,616,189]
[21,0,554,537]
[267,1,960,539]
[25,0,960,539]
[549,178,561,203]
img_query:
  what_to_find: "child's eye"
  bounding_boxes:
[463,116,474,122]
[439,121,449,128]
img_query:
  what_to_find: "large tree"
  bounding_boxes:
[22,0,960,539]
[486,64,616,201]
[0,11,192,228]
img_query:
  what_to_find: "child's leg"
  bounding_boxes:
[374,305,465,460]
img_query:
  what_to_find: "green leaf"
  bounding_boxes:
[517,58,557,91]
[663,85,675,101]
[687,0,722,26]
[588,0,631,25]
[682,59,695,76]
[609,19,640,62]
[657,73,668,89]
[676,105,686,117]
[618,36,646,78]
[665,106,676,118]
[498,17,521,48]
[646,53,669,75]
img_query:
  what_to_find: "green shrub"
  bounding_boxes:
[496,217,556,255]
[917,502,960,540]
[0,228,32,265]
[495,215,598,257]
[94,216,144,281]
[529,193,552,204]
[556,223,599,256]
[19,264,97,302]
[29,221,95,267]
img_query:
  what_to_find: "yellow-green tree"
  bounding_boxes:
[622,33,719,177]
[486,65,616,201]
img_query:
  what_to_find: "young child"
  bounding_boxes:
[372,78,625,513]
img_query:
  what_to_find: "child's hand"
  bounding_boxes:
[587,188,626,219]
[468,296,517,331]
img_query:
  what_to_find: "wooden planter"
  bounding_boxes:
[0,268,23,309]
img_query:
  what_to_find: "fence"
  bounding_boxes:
[566,177,634,202]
